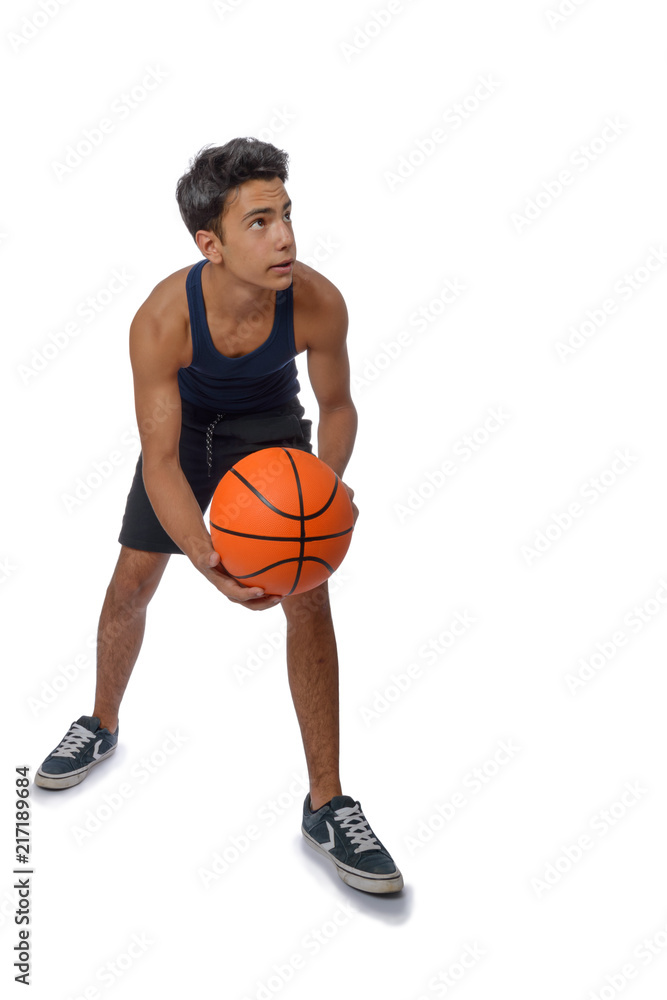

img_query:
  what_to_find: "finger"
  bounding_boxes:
[221,582,282,610]
[204,566,265,601]
[241,595,283,611]
[208,555,265,598]
[222,578,267,602]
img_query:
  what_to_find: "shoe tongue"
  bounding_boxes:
[330,795,356,809]
[76,715,100,733]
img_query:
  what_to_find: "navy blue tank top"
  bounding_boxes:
[178,259,300,413]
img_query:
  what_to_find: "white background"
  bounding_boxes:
[2,0,667,997]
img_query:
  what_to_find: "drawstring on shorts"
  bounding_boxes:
[205,413,225,477]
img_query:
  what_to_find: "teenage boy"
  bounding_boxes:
[35,138,403,893]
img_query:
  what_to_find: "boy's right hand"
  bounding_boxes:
[195,548,283,611]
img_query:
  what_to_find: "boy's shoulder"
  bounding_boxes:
[128,265,193,369]
[134,263,193,320]
[292,261,347,345]
[130,264,194,342]
[292,260,345,311]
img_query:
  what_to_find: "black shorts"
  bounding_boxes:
[118,395,313,554]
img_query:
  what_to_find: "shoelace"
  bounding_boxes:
[51,723,95,759]
[333,803,382,853]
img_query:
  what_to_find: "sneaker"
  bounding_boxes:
[35,715,119,789]
[301,794,404,894]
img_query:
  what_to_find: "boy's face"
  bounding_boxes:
[205,176,296,289]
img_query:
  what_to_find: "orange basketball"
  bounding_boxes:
[209,447,355,597]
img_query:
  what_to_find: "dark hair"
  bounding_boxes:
[175,137,289,243]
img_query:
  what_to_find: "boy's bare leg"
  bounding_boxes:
[92,546,171,732]
[282,582,343,811]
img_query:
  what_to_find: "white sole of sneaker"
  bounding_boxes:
[301,828,404,893]
[34,745,117,790]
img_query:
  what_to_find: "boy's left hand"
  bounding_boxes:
[341,482,358,524]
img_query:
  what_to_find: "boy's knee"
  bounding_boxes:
[282,580,331,623]
[109,548,169,610]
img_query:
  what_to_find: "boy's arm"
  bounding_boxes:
[129,305,280,609]
[305,282,358,484]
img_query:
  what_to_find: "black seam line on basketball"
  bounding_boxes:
[228,465,340,520]
[283,448,306,595]
[233,555,335,579]
[209,523,353,542]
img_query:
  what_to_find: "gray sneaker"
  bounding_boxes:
[35,716,118,789]
[301,794,404,893]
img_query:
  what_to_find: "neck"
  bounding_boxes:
[202,260,276,324]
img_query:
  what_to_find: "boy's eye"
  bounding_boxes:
[250,212,291,229]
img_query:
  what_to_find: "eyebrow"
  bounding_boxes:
[241,199,292,222]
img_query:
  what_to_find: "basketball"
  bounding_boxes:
[209,447,355,597]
